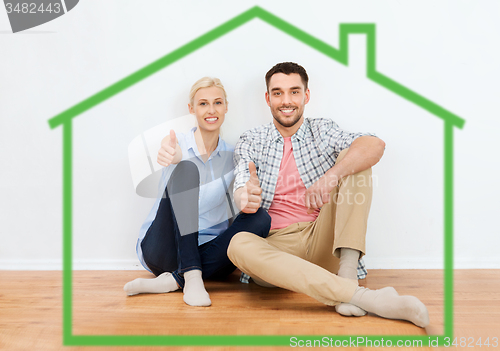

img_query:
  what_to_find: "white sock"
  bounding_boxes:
[123,272,179,296]
[335,248,367,317]
[183,270,211,307]
[349,286,430,328]
[337,247,360,280]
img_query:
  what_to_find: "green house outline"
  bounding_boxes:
[48,6,464,347]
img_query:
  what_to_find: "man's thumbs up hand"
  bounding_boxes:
[238,161,262,214]
[158,129,181,167]
[248,161,260,187]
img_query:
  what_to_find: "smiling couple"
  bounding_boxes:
[123,62,429,328]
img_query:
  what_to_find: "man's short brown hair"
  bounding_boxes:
[265,62,309,91]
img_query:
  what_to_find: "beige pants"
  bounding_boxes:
[228,149,373,306]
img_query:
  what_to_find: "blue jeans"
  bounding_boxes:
[140,160,271,288]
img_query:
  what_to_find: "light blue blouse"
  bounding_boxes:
[136,127,235,272]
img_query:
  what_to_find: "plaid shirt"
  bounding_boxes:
[234,118,375,282]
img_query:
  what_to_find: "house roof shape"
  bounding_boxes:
[47,5,465,130]
[47,5,462,347]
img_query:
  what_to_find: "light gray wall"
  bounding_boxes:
[1,0,499,269]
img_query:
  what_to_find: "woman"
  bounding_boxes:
[124,77,270,306]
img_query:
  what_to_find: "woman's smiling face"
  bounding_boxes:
[189,86,227,133]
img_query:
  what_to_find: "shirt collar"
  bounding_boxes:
[293,118,309,142]
[270,118,310,143]
[187,127,223,158]
[270,123,283,143]
[213,135,223,157]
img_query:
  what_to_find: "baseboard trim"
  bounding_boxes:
[0,259,143,270]
[1,258,499,270]
[363,257,500,269]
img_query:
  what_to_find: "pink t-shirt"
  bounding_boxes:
[268,137,320,230]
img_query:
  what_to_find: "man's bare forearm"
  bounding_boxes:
[326,136,385,181]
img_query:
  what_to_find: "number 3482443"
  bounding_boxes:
[5,3,61,14]
[444,337,498,348]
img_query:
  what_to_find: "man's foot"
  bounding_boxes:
[349,286,430,328]
[335,303,367,317]
[336,248,367,317]
[123,272,179,296]
[183,270,211,307]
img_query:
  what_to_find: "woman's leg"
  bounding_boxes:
[125,161,210,305]
[140,161,201,278]
[198,207,272,281]
[163,161,210,306]
[124,172,184,296]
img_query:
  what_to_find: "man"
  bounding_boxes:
[228,62,429,327]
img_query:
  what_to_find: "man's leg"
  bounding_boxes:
[304,148,372,316]
[306,149,371,262]
[228,231,429,328]
[298,151,429,326]
[227,227,359,306]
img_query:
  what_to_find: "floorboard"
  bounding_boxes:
[1,269,498,350]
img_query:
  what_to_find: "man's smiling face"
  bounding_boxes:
[265,73,310,137]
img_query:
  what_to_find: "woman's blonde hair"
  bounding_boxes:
[189,77,228,106]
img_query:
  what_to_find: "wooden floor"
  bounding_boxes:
[0,270,499,350]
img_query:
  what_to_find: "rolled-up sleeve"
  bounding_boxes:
[325,121,377,158]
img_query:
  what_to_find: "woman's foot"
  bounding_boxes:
[123,272,179,296]
[183,270,211,307]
